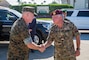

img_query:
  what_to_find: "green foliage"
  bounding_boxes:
[37,5,49,6]
[51,1,58,4]
[49,4,73,13]
[11,4,73,14]
[11,4,37,13]
[22,4,37,7]
[11,5,22,13]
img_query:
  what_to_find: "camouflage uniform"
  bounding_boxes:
[47,19,80,60]
[7,18,30,60]
[64,18,71,22]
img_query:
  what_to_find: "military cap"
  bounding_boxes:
[51,9,63,16]
[22,6,37,16]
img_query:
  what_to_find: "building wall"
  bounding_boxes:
[61,0,67,4]
[60,0,89,9]
[60,0,70,4]
[74,0,85,9]
[88,0,89,9]
[0,0,10,7]
[85,0,89,9]
[60,0,86,9]
[70,0,74,6]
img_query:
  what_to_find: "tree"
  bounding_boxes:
[31,0,34,1]
[0,0,2,2]
[34,2,36,4]
[17,0,20,3]
[51,1,58,4]
[43,0,46,3]
[31,0,34,3]
[41,2,43,5]
[28,2,32,4]
[23,1,27,4]
[17,0,22,4]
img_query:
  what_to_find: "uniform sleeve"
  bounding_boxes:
[47,26,55,42]
[71,23,80,37]
[19,27,33,44]
[13,20,33,44]
[20,29,33,44]
[23,36,33,45]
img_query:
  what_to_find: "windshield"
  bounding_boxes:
[9,9,22,18]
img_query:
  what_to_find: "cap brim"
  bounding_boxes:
[34,12,37,16]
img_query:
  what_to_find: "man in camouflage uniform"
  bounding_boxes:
[7,6,45,60]
[44,9,80,60]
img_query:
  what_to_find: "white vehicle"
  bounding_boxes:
[66,9,89,30]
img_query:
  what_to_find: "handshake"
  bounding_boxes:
[38,44,46,53]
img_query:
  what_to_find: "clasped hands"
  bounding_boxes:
[38,44,46,53]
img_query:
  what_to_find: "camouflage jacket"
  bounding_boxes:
[7,18,30,60]
[47,20,80,60]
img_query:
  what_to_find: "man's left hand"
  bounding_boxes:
[75,50,80,56]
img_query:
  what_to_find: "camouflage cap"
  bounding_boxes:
[22,6,37,16]
[22,6,35,13]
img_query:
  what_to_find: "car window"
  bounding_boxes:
[6,12,18,20]
[9,9,22,18]
[77,11,89,17]
[67,11,73,16]
[0,11,7,20]
[0,10,17,20]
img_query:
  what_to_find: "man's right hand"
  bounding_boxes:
[38,45,46,53]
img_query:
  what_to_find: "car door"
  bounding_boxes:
[0,10,17,35]
[66,10,78,27]
[76,11,89,29]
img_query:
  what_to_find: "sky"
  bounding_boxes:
[6,0,57,5]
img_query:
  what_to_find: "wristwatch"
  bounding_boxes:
[76,48,80,50]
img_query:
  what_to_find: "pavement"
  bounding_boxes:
[29,40,89,60]
[75,40,89,60]
[0,40,89,60]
